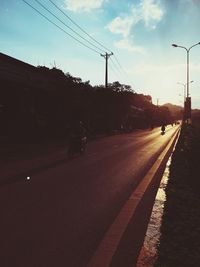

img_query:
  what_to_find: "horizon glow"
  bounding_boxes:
[1,0,200,108]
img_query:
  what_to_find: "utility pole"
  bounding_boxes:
[101,52,113,88]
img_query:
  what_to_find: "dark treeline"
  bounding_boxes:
[1,65,177,142]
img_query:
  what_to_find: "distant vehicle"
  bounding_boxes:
[161,125,166,135]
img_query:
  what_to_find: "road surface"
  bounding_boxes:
[0,125,179,267]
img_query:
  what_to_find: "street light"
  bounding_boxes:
[177,80,194,103]
[172,42,200,120]
[177,81,194,121]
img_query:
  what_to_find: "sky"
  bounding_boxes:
[1,0,200,108]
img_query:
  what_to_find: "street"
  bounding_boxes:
[0,125,179,267]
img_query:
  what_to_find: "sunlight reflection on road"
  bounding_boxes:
[136,157,171,267]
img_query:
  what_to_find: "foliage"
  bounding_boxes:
[0,65,176,141]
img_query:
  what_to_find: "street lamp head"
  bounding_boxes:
[172,44,178,47]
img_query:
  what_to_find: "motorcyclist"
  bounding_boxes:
[68,121,87,156]
[161,124,166,133]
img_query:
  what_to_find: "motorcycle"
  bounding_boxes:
[161,125,166,135]
[68,135,87,158]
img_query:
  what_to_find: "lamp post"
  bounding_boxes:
[172,42,200,121]
[177,81,193,121]
[177,80,194,103]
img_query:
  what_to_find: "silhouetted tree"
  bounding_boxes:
[0,56,174,141]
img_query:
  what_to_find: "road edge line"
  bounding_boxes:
[87,127,180,267]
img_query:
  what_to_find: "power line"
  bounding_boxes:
[113,55,124,71]
[33,0,105,54]
[110,57,124,77]
[113,54,129,77]
[22,0,101,54]
[48,0,112,53]
[113,54,135,90]
[110,56,132,84]
[23,0,135,89]
[109,63,122,82]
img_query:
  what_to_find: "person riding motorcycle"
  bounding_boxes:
[161,124,166,134]
[68,121,87,157]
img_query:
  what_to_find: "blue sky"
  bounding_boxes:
[1,0,200,108]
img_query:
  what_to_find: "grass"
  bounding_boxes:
[155,123,200,267]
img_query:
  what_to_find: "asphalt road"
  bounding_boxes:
[0,125,179,267]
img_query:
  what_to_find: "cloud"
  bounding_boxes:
[63,0,105,12]
[114,39,145,53]
[107,16,134,37]
[140,0,164,28]
[108,0,164,35]
[107,0,164,52]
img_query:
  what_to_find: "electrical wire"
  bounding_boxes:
[109,63,121,82]
[22,0,101,55]
[110,56,134,87]
[110,57,124,77]
[48,0,112,53]
[113,54,135,90]
[23,0,135,89]
[34,0,105,54]
[113,54,130,78]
